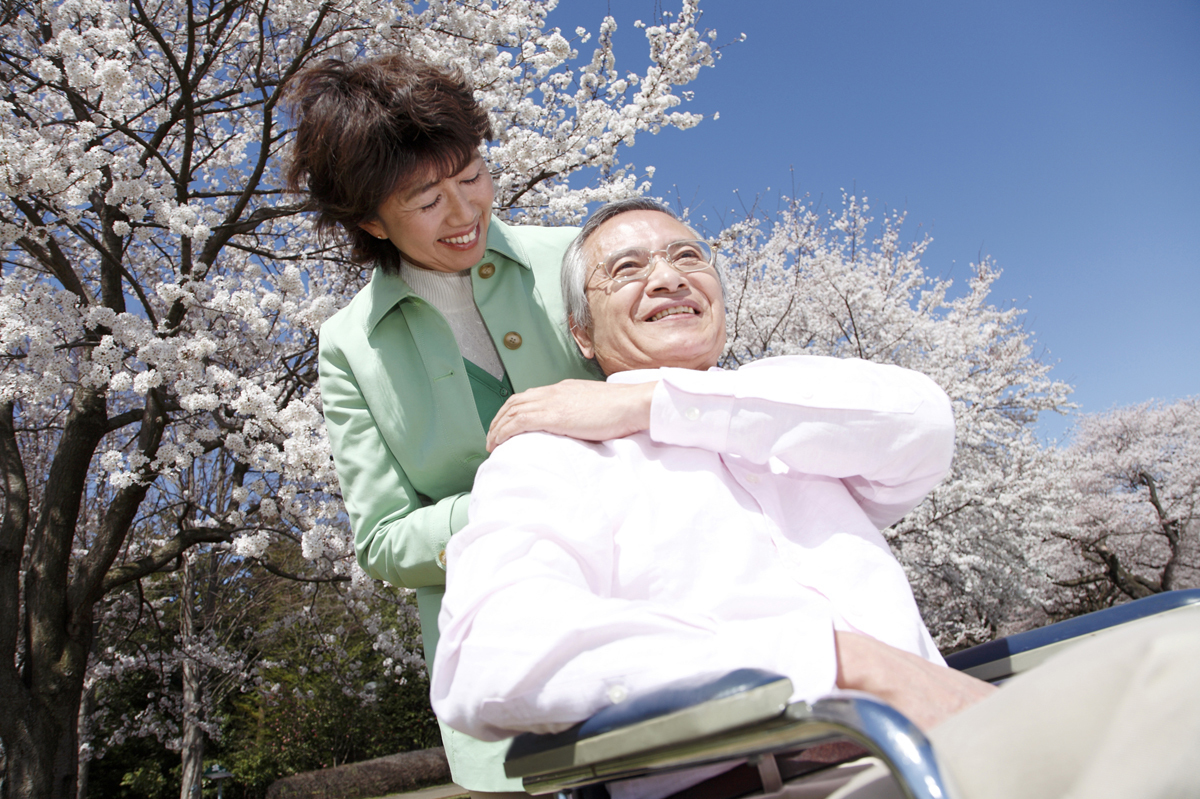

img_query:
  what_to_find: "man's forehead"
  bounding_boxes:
[587,210,691,257]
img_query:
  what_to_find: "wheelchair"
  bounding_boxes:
[503,589,1200,799]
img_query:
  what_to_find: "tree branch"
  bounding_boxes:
[252,558,351,584]
[72,388,169,609]
[100,527,232,594]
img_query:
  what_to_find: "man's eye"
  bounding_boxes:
[611,259,645,276]
[672,245,704,261]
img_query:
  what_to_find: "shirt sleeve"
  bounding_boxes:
[429,433,838,742]
[319,329,462,589]
[648,356,956,529]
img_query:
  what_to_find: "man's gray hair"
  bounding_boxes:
[561,198,717,333]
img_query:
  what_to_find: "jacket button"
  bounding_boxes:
[503,332,522,350]
[478,262,496,278]
[437,549,447,568]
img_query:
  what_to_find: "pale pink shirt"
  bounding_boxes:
[432,355,953,743]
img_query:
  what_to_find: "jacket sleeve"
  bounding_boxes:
[647,356,956,529]
[320,328,462,589]
[429,433,835,742]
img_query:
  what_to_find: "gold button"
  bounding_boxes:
[437,549,447,568]
[503,331,522,350]
[478,262,496,279]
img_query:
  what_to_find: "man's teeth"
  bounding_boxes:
[648,306,698,322]
[441,229,477,245]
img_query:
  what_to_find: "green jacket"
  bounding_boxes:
[318,217,596,789]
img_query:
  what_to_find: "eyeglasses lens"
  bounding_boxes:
[603,240,713,282]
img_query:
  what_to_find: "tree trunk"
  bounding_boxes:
[4,686,82,799]
[180,556,204,799]
[76,682,96,799]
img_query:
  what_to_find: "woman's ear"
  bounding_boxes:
[359,218,387,240]
[569,316,595,361]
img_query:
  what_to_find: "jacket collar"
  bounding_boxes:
[361,215,529,336]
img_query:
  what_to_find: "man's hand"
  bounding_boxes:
[835,631,997,732]
[486,380,657,452]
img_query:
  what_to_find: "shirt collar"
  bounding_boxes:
[361,215,529,336]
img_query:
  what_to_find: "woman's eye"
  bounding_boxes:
[463,172,482,184]
[421,195,442,211]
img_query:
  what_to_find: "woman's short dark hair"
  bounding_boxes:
[284,54,494,273]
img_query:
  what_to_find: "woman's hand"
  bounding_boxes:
[486,380,657,452]
[834,631,997,732]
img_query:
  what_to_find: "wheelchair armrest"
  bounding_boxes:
[505,670,954,799]
[946,588,1200,682]
[505,668,793,778]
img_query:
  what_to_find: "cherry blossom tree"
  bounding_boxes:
[1045,398,1200,614]
[0,0,724,794]
[714,194,1074,648]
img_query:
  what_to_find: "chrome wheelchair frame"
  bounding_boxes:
[504,589,1200,799]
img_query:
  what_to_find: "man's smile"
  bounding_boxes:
[646,305,700,322]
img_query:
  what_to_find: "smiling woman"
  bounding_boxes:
[283,54,602,796]
[358,156,495,274]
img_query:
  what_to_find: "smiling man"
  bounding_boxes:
[429,200,1200,799]
[430,198,989,743]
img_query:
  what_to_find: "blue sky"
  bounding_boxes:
[547,1,1200,442]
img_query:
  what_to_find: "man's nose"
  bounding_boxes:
[645,254,689,291]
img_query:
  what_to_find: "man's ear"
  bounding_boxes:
[569,316,595,361]
[359,218,387,240]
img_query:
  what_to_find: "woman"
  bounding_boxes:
[284,54,601,795]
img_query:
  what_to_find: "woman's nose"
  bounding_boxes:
[444,186,474,224]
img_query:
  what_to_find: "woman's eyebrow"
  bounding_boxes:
[401,178,441,201]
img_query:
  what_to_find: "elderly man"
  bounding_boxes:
[430,197,988,738]
[430,199,1200,799]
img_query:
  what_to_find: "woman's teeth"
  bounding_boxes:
[441,229,477,245]
[649,306,697,322]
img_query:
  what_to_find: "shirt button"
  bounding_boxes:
[745,473,761,484]
[503,332,522,350]
[684,407,701,421]
[437,549,447,568]
[478,262,496,279]
[607,685,628,704]
[499,387,509,397]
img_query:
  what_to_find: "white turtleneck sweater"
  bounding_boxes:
[400,261,506,380]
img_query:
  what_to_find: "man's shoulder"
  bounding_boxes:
[478,431,656,493]
[486,430,610,468]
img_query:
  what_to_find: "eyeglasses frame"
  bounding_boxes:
[594,239,717,286]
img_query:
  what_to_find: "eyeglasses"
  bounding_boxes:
[596,239,715,285]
